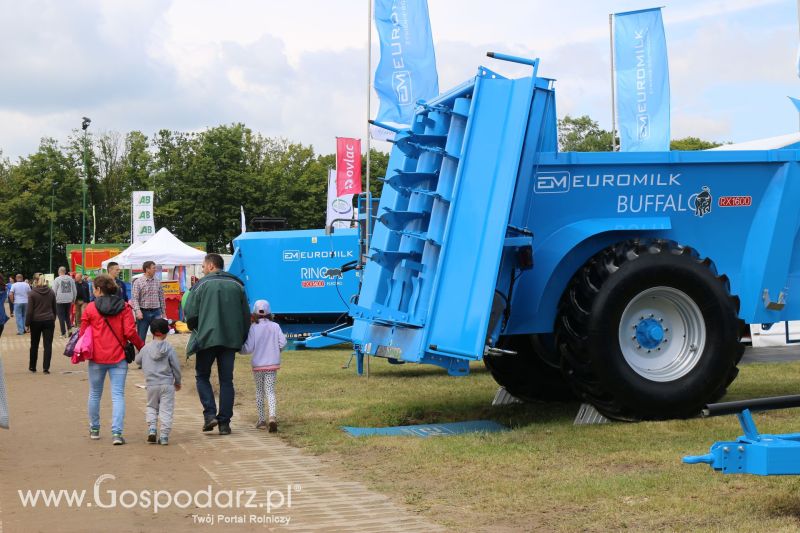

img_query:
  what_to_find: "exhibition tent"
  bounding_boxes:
[101,228,205,268]
[98,240,144,270]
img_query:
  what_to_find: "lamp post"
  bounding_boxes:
[80,117,91,275]
[48,180,58,274]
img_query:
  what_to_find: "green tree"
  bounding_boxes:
[670,137,723,150]
[0,126,392,272]
[558,115,614,152]
[0,138,81,275]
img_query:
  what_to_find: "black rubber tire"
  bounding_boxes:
[556,239,744,421]
[484,334,575,402]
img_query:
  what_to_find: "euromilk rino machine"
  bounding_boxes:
[346,52,800,421]
[228,228,360,344]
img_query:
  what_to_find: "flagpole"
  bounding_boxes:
[365,0,373,253]
[609,13,617,152]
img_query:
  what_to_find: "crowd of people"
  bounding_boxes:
[0,253,286,446]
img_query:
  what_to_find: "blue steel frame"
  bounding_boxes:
[683,409,800,476]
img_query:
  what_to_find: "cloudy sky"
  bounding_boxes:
[0,0,796,160]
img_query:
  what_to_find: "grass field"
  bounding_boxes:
[222,346,800,531]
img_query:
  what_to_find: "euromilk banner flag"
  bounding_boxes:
[336,137,362,197]
[614,7,670,151]
[373,0,439,129]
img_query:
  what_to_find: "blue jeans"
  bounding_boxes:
[88,359,128,435]
[13,303,27,334]
[195,347,236,424]
[136,308,161,342]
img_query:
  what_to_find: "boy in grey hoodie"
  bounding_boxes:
[135,318,182,445]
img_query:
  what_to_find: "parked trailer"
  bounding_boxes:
[348,53,800,420]
[228,229,360,343]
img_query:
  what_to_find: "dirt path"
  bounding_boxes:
[0,333,442,532]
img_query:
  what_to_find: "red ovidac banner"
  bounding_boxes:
[336,137,362,197]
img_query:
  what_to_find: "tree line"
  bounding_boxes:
[0,117,722,276]
[557,115,723,152]
[0,124,388,276]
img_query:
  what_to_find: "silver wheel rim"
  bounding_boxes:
[618,286,706,382]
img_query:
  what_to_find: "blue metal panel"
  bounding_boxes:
[229,229,359,316]
[424,72,537,359]
[350,64,542,370]
[510,152,800,333]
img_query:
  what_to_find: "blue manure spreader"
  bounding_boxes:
[342,52,800,421]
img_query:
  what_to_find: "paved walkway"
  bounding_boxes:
[0,332,442,532]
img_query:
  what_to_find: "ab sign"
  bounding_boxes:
[132,191,155,243]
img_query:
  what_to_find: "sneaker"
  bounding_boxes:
[159,436,169,445]
[89,428,100,440]
[268,420,278,433]
[43,370,50,375]
[202,417,218,432]
[147,429,157,444]
[255,421,267,430]
[112,434,125,445]
[218,423,231,435]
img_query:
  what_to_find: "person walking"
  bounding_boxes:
[130,261,165,342]
[240,300,286,433]
[135,318,182,445]
[74,273,90,328]
[184,253,250,435]
[80,274,144,445]
[53,266,77,337]
[0,276,9,339]
[107,262,128,302]
[6,276,13,318]
[26,277,57,374]
[9,274,31,335]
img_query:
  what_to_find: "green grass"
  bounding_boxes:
[226,348,800,531]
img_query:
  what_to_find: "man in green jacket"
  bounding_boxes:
[184,253,250,435]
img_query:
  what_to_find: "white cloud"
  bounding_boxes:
[0,0,797,159]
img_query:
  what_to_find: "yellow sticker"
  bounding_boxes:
[311,237,318,244]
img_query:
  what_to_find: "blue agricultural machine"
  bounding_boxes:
[341,52,800,421]
[228,228,360,344]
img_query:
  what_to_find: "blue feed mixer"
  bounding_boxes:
[228,229,360,345]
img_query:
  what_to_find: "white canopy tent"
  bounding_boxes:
[99,240,144,270]
[101,228,206,269]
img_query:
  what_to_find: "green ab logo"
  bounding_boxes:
[138,226,154,235]
[137,195,152,205]
[137,210,151,220]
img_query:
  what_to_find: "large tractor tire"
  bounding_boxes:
[484,334,575,402]
[556,239,744,421]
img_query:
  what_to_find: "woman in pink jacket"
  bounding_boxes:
[79,274,144,445]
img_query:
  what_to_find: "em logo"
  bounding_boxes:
[392,71,412,105]
[534,171,570,194]
[282,250,300,262]
[638,115,650,139]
